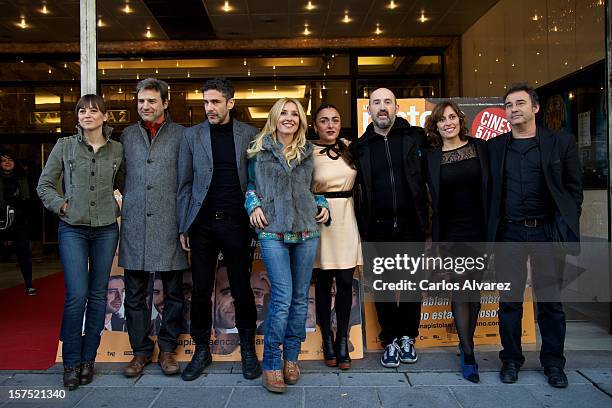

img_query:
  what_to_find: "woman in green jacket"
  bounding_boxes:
[37,94,123,391]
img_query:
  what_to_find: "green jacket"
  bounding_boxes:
[37,125,124,227]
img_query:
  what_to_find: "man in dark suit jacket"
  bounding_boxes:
[488,83,582,388]
[176,78,260,381]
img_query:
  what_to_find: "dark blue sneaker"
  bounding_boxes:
[398,336,418,363]
[380,339,400,368]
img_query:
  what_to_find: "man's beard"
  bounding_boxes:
[372,114,394,130]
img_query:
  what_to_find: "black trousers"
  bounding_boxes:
[495,222,566,368]
[125,269,184,355]
[367,219,423,346]
[0,226,33,288]
[189,211,256,345]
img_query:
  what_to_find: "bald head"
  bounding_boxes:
[369,88,396,105]
[368,87,398,133]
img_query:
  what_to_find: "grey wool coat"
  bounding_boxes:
[118,118,188,272]
[177,119,258,235]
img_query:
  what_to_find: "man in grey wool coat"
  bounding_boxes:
[119,78,188,378]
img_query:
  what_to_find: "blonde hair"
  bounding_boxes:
[247,98,308,166]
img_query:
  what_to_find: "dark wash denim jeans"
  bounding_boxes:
[259,237,319,370]
[58,220,118,367]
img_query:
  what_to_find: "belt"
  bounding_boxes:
[317,191,352,198]
[502,217,551,228]
[203,210,243,221]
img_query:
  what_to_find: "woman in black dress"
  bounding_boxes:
[424,100,489,383]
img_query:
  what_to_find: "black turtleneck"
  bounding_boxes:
[202,119,243,214]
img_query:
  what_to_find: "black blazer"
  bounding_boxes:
[425,137,489,242]
[486,126,583,244]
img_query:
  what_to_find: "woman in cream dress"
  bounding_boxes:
[311,104,362,370]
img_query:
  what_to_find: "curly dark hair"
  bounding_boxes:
[424,100,469,148]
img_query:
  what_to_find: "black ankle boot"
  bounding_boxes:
[79,362,94,385]
[63,366,80,391]
[335,336,351,370]
[181,341,212,381]
[321,330,337,367]
[238,328,262,379]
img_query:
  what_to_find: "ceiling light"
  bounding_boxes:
[273,65,276,70]
[20,60,24,63]
[40,3,50,14]
[176,61,180,67]
[300,58,304,64]
[532,13,539,21]
[155,68,159,74]
[303,24,311,35]
[118,87,123,94]
[97,17,105,27]
[187,71,190,78]
[535,80,539,84]
[247,69,251,76]
[342,12,352,23]
[306,1,316,10]
[102,69,105,75]
[375,24,382,35]
[140,58,144,62]
[136,73,140,79]
[48,68,52,74]
[122,2,132,14]
[390,54,394,58]
[63,63,67,68]
[474,68,478,72]
[568,91,574,99]
[418,10,428,23]
[387,1,398,10]
[243,58,247,66]
[222,1,233,12]
[145,27,152,38]
[17,16,29,29]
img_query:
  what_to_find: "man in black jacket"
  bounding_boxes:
[488,83,583,388]
[355,88,429,368]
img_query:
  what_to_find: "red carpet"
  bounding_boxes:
[0,272,64,370]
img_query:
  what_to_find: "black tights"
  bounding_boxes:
[314,268,354,338]
[451,299,481,364]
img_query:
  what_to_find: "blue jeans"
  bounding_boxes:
[259,238,319,370]
[58,221,119,367]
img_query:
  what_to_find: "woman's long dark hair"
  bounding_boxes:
[424,100,469,148]
[312,103,355,168]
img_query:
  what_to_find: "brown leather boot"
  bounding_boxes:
[283,361,300,385]
[123,355,151,377]
[158,351,180,375]
[79,362,95,385]
[262,369,286,393]
[63,366,80,391]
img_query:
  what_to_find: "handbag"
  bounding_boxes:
[0,205,15,230]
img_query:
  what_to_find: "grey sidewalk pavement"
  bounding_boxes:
[1,350,612,408]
